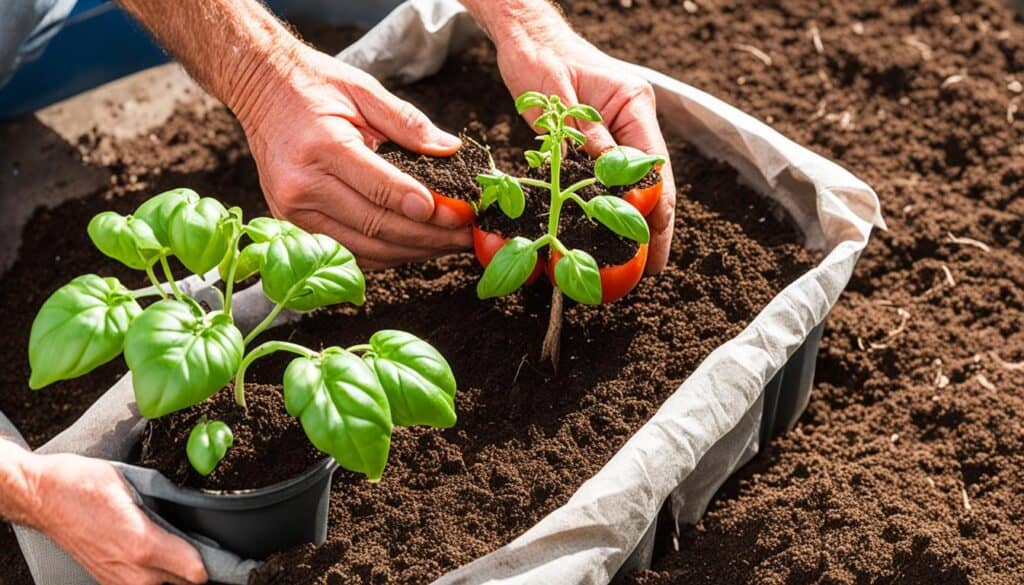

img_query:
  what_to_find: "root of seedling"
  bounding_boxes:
[540,288,564,370]
[946,232,992,253]
[991,352,1024,371]
[733,44,773,67]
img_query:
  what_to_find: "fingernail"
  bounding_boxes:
[402,193,433,221]
[434,131,462,150]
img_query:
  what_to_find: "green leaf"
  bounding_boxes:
[566,104,603,123]
[594,146,666,188]
[587,195,651,243]
[187,419,233,476]
[125,300,244,418]
[554,249,603,305]
[134,188,197,246]
[514,91,548,114]
[218,241,267,283]
[28,275,142,389]
[261,231,365,312]
[476,237,538,299]
[87,212,164,270]
[244,217,298,242]
[564,127,587,147]
[283,350,393,480]
[167,195,236,275]
[535,112,558,133]
[363,330,456,428]
[524,150,547,168]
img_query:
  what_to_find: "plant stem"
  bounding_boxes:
[243,301,286,346]
[546,126,564,238]
[516,177,550,189]
[566,193,591,216]
[222,249,241,316]
[144,265,169,300]
[562,178,597,198]
[234,340,316,408]
[346,343,372,353]
[159,256,184,300]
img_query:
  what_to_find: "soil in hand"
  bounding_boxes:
[134,385,323,492]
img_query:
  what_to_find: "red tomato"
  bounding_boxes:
[472,225,545,284]
[431,190,477,225]
[549,243,648,303]
[622,174,663,218]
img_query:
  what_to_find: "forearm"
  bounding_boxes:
[459,0,568,45]
[114,0,302,124]
[0,439,40,527]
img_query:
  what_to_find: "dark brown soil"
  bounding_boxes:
[243,41,811,584]
[379,136,491,202]
[567,0,1024,583]
[134,384,323,491]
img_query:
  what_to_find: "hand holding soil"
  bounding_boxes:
[464,0,676,274]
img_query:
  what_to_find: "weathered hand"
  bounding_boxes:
[26,452,207,585]
[485,10,676,274]
[233,44,472,269]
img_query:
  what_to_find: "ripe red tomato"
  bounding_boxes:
[431,190,477,225]
[549,243,648,303]
[472,225,545,284]
[622,174,663,218]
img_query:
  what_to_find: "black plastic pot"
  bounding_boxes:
[129,457,339,559]
[613,321,827,582]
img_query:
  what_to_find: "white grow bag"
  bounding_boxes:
[3,1,884,583]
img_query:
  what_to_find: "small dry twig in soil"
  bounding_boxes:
[733,44,773,67]
[540,288,564,370]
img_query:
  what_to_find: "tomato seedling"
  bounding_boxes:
[473,93,664,364]
[28,189,457,480]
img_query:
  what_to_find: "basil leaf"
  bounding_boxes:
[133,188,197,246]
[244,217,298,242]
[566,104,603,123]
[187,419,234,476]
[514,91,548,114]
[524,150,547,169]
[554,249,603,305]
[261,231,365,312]
[87,212,164,270]
[28,275,142,389]
[594,146,666,188]
[563,127,587,147]
[283,350,393,480]
[363,330,456,428]
[476,237,538,299]
[587,195,651,243]
[125,300,244,418]
[167,195,236,275]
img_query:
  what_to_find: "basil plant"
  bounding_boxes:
[28,189,457,480]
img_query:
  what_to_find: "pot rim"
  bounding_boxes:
[149,456,339,511]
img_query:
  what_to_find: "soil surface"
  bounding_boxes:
[379,136,491,202]
[136,385,323,491]
[569,0,1024,583]
[0,26,812,585]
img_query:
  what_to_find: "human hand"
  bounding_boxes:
[231,43,473,269]
[25,452,207,585]
[475,4,676,274]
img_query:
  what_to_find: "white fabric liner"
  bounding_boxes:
[6,1,883,583]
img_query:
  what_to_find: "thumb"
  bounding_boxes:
[358,80,461,156]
